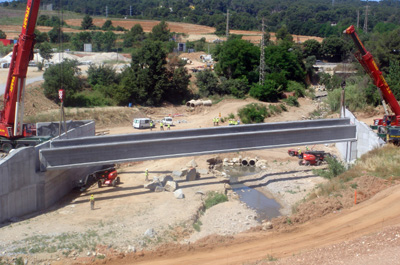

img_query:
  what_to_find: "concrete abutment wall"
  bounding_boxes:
[0,121,98,223]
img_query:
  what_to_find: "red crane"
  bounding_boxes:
[344,25,400,128]
[0,0,41,151]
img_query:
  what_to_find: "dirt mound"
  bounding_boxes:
[24,81,59,117]
[270,175,391,231]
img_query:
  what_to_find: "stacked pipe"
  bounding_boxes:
[186,99,212,107]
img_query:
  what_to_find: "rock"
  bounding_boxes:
[197,168,208,174]
[174,189,185,199]
[232,157,240,163]
[158,175,173,186]
[223,158,229,162]
[24,258,28,265]
[224,183,232,190]
[186,168,197,181]
[262,221,273,230]
[154,186,165,192]
[172,170,186,178]
[206,157,222,165]
[144,228,156,238]
[127,245,136,253]
[186,159,197,168]
[143,180,162,191]
[87,251,91,256]
[164,181,178,192]
[256,160,268,168]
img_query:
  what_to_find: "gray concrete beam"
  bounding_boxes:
[50,118,352,148]
[40,124,356,170]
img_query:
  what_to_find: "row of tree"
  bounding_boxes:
[5,0,399,38]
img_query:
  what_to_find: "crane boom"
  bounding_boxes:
[344,25,400,116]
[0,0,40,139]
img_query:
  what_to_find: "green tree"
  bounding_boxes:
[43,59,82,104]
[219,78,249,98]
[0,43,12,57]
[116,40,169,106]
[123,24,145,47]
[0,30,6,39]
[81,15,94,30]
[303,39,321,58]
[34,29,49,43]
[214,37,260,83]
[264,44,305,85]
[87,64,118,87]
[37,42,53,70]
[386,60,400,100]
[102,20,114,30]
[102,31,117,52]
[166,66,192,104]
[321,36,350,62]
[276,26,293,42]
[48,26,69,43]
[150,21,170,42]
[195,69,220,97]
[71,32,91,51]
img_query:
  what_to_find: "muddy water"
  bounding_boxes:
[220,166,281,221]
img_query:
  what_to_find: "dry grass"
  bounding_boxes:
[25,107,146,128]
[308,144,400,200]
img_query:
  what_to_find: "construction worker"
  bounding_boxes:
[167,123,171,130]
[213,117,216,126]
[89,194,95,210]
[298,148,302,158]
[150,121,153,131]
[305,146,309,151]
[216,117,219,126]
[160,121,164,131]
[145,168,149,181]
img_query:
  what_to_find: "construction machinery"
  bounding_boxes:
[344,25,400,144]
[0,0,44,152]
[75,166,120,191]
[298,151,333,166]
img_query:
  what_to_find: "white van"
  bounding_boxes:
[133,118,154,129]
[161,117,173,126]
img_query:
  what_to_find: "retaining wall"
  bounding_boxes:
[0,121,98,223]
[337,108,385,162]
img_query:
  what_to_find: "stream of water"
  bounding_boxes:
[220,166,282,221]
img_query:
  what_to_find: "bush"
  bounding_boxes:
[249,80,280,102]
[313,156,347,180]
[287,80,306,97]
[204,192,228,209]
[283,96,299,107]
[238,103,269,124]
[219,78,249,99]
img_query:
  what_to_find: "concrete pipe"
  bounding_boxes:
[249,159,256,167]
[241,157,250,166]
[191,100,203,107]
[186,100,194,107]
[202,100,212,106]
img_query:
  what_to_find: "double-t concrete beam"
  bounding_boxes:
[39,118,356,170]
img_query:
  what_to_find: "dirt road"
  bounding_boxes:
[96,184,400,265]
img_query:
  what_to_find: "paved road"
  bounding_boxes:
[0,75,44,96]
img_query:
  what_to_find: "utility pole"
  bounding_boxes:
[130,5,132,16]
[226,9,229,38]
[357,9,360,29]
[364,5,369,32]
[259,18,266,86]
[332,0,334,7]
[106,6,108,18]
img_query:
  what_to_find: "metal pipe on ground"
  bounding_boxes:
[241,157,249,166]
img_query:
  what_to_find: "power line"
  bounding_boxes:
[259,18,265,86]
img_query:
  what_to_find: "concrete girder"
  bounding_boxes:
[40,122,356,171]
[50,118,352,148]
